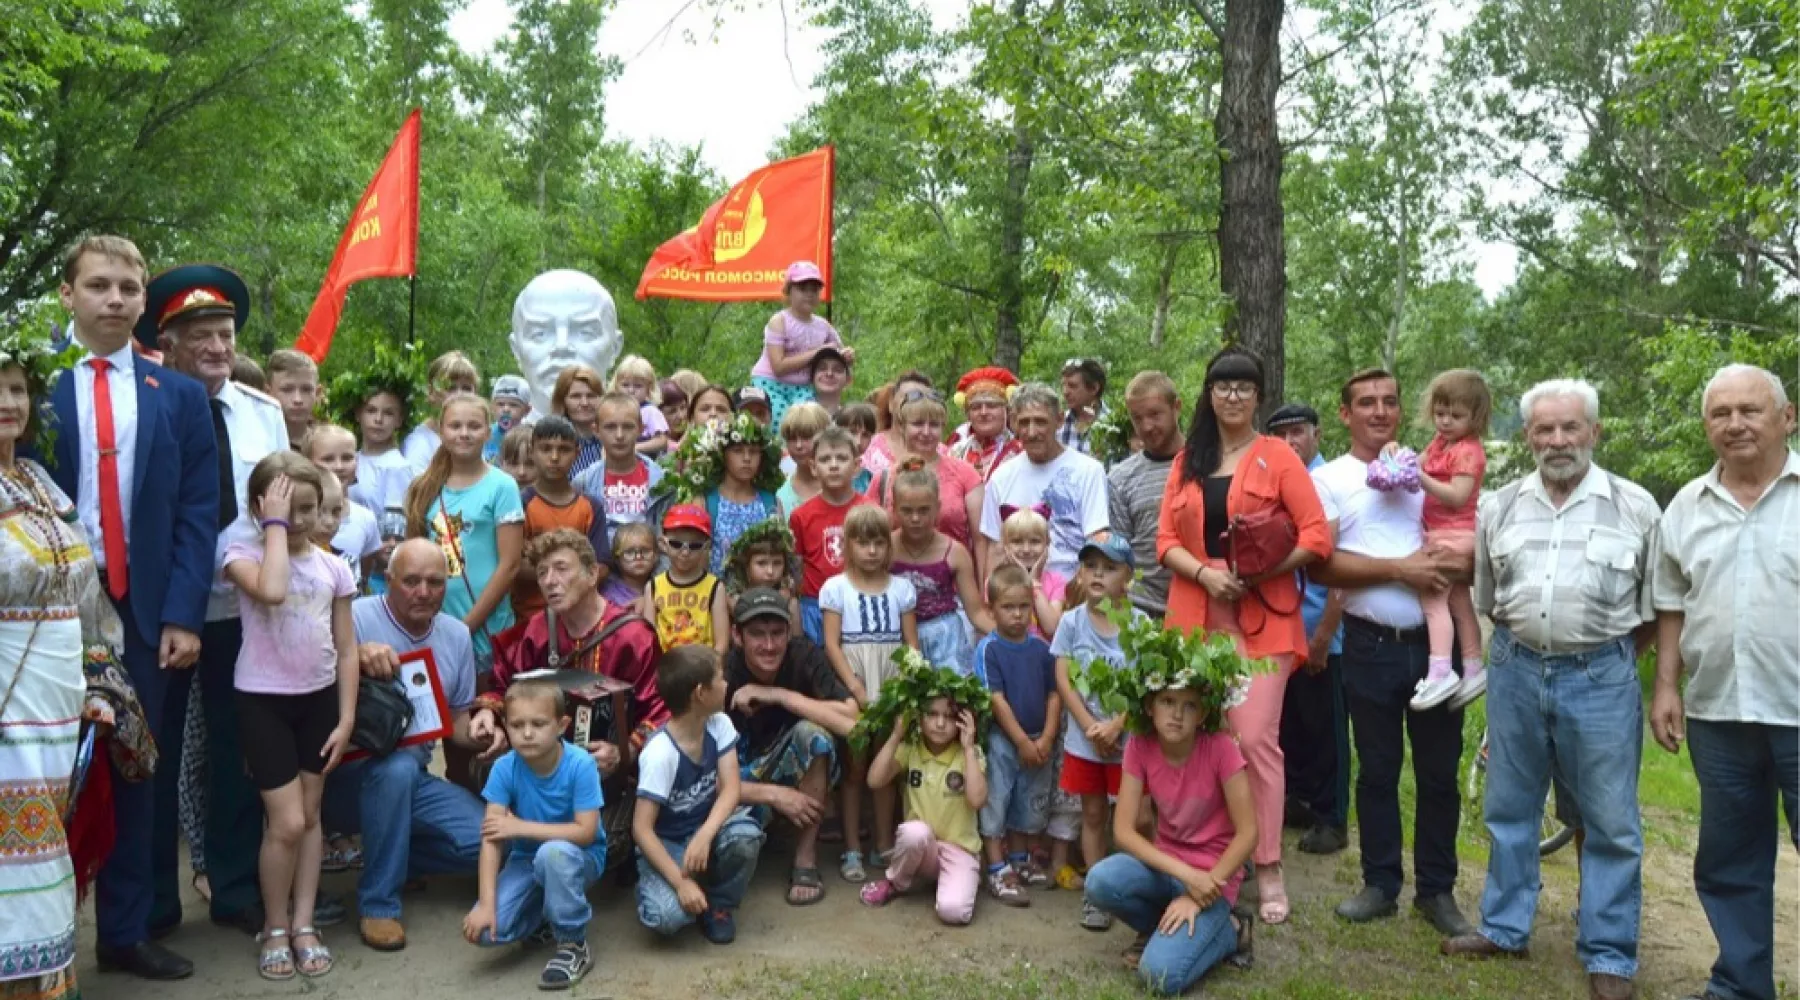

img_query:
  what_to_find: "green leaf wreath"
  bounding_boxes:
[323,340,428,434]
[1087,401,1134,467]
[1071,599,1274,735]
[651,411,785,505]
[0,324,82,464]
[849,647,994,752]
[722,516,798,594]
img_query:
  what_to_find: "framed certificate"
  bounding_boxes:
[344,648,454,762]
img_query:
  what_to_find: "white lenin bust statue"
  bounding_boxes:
[510,270,623,419]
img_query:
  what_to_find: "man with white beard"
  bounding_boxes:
[1444,379,1661,1000]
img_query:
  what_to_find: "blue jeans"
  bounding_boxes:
[800,596,823,646]
[475,841,599,945]
[917,613,971,675]
[1084,854,1237,996]
[322,745,485,920]
[978,730,1053,838]
[1688,718,1800,1000]
[1478,628,1642,977]
[635,810,765,933]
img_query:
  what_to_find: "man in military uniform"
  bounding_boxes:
[145,266,307,941]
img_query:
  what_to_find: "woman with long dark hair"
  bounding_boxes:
[1156,347,1332,926]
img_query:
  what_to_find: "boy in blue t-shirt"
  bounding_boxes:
[632,646,765,943]
[977,564,1062,907]
[462,680,604,991]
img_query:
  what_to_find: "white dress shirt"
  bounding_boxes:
[74,339,138,570]
[1653,451,1800,726]
[207,380,290,621]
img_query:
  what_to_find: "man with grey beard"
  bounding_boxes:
[1444,379,1661,1000]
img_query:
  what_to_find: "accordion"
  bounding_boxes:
[512,669,633,749]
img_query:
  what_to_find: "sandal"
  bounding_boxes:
[786,866,825,906]
[839,850,868,884]
[256,929,295,981]
[1257,865,1290,925]
[1227,903,1256,970]
[291,926,333,978]
[323,840,362,872]
[1122,931,1152,969]
[859,878,900,907]
[1053,864,1085,891]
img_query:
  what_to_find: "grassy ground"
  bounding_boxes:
[709,655,1792,1000]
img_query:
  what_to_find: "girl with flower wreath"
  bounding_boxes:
[659,412,783,576]
[723,518,802,638]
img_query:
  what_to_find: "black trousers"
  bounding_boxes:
[1341,615,1464,899]
[1280,653,1350,828]
[195,618,265,920]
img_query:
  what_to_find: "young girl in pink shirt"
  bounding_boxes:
[1405,369,1491,711]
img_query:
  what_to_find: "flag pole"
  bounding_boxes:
[406,275,418,348]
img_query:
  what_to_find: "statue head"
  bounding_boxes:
[510,270,622,418]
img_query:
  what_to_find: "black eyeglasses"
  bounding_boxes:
[666,539,707,553]
[1211,382,1258,401]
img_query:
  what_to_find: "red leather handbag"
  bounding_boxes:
[1226,508,1298,580]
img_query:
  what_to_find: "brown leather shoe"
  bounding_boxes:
[1589,973,1634,1000]
[360,917,406,952]
[1439,933,1527,959]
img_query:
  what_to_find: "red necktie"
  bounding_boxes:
[88,358,128,600]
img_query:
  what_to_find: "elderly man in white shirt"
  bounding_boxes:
[1649,363,1799,1000]
[1443,379,1661,1000]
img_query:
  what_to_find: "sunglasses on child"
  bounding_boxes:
[666,538,707,553]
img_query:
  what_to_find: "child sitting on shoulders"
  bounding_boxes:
[1084,682,1257,996]
[889,462,994,674]
[977,565,1061,906]
[632,646,765,944]
[1052,537,1150,931]
[651,506,730,657]
[604,522,658,609]
[859,694,988,925]
[724,518,802,638]
[823,504,919,883]
[462,679,604,992]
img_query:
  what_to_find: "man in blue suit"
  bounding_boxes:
[48,235,218,980]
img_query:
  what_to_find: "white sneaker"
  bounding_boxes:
[1448,670,1487,710]
[1410,673,1460,710]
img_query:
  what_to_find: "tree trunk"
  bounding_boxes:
[992,0,1035,373]
[1215,0,1286,414]
[1150,238,1180,349]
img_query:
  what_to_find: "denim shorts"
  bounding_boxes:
[979,730,1055,838]
[800,596,824,646]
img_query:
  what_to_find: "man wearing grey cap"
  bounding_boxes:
[1268,402,1350,855]
[723,589,860,905]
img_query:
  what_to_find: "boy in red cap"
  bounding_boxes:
[652,505,730,657]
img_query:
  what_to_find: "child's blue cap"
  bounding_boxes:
[1078,535,1135,570]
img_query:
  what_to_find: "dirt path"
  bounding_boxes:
[75,822,1795,1000]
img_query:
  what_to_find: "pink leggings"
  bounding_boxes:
[1422,529,1482,663]
[1203,564,1293,867]
[887,820,980,925]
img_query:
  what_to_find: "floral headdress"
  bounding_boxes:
[0,324,81,461]
[849,648,994,751]
[323,341,429,435]
[723,516,798,593]
[651,411,785,504]
[1087,401,1134,467]
[1072,600,1273,735]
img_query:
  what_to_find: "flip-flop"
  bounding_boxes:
[786,866,825,906]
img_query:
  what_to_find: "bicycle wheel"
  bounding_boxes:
[1539,790,1577,856]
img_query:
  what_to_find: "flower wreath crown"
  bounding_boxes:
[323,341,429,435]
[1087,402,1134,466]
[723,516,798,591]
[653,411,785,504]
[1071,599,1274,735]
[849,648,995,751]
[0,325,82,463]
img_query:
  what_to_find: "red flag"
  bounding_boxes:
[636,146,833,301]
[294,110,421,362]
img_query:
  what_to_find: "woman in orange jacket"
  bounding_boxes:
[1157,347,1333,926]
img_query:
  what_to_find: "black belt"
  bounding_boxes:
[1343,614,1427,644]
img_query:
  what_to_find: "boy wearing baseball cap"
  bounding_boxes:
[652,505,730,657]
[1050,535,1152,931]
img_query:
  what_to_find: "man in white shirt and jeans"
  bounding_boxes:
[1309,368,1472,937]
[1650,364,1799,1000]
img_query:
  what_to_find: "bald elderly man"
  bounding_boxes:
[322,540,506,952]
